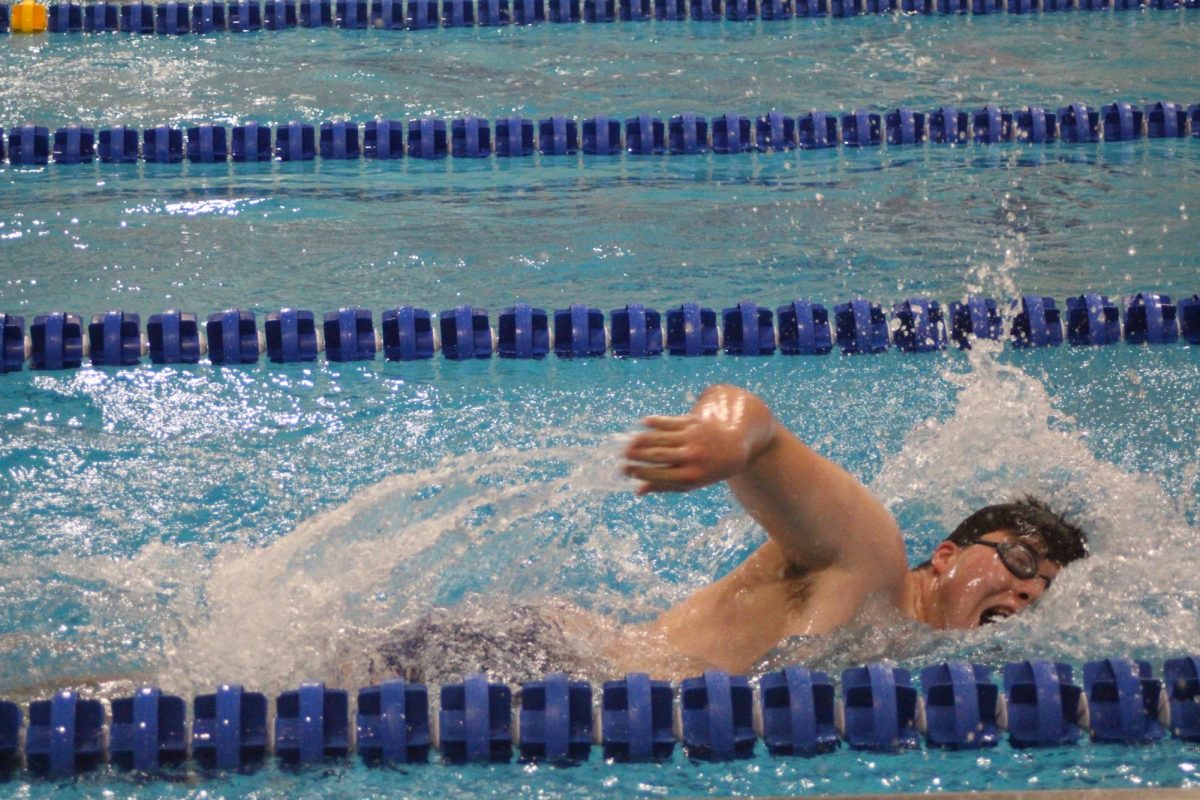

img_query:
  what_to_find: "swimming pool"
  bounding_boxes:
[2,6,1200,797]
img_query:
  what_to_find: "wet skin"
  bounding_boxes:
[621,384,1063,674]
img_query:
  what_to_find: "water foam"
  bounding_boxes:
[1,342,1196,698]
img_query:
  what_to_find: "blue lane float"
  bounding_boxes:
[666,302,719,356]
[373,0,404,26]
[381,305,436,360]
[840,664,920,751]
[320,120,360,159]
[275,682,350,765]
[48,2,83,31]
[364,119,404,159]
[834,298,889,354]
[930,106,970,144]
[0,313,22,373]
[1002,661,1083,748]
[109,686,188,771]
[722,301,776,356]
[553,304,606,358]
[777,299,832,355]
[147,309,202,364]
[120,1,155,32]
[187,124,230,162]
[5,100,1196,165]
[669,113,708,154]
[301,0,333,25]
[143,125,185,163]
[98,125,139,163]
[408,118,447,159]
[625,114,665,154]
[518,673,593,762]
[206,308,261,364]
[1066,293,1120,346]
[276,121,316,161]
[7,124,50,165]
[265,308,319,363]
[438,674,512,763]
[0,700,18,770]
[192,684,268,769]
[600,672,676,761]
[52,124,95,164]
[758,666,839,756]
[949,295,1003,347]
[1181,295,1200,344]
[88,311,142,366]
[439,304,493,360]
[30,312,83,370]
[233,121,272,161]
[1082,658,1166,744]
[84,1,120,30]
[192,0,227,30]
[496,116,535,156]
[1164,656,1200,741]
[610,303,663,358]
[973,105,1013,143]
[324,306,376,362]
[265,0,298,26]
[1123,291,1179,344]
[228,0,263,29]
[451,116,491,158]
[892,297,947,353]
[885,107,926,145]
[920,662,1000,749]
[1015,105,1058,144]
[1010,294,1063,348]
[679,670,756,760]
[25,691,105,776]
[357,680,431,763]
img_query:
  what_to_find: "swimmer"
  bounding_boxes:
[621,383,1088,675]
[371,382,1087,686]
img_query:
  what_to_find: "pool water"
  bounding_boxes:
[1,7,1200,798]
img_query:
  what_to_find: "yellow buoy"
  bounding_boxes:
[12,0,49,32]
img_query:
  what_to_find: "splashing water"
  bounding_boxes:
[0,340,1196,699]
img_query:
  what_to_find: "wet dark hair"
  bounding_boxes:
[944,494,1088,566]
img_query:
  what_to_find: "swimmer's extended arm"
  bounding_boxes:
[623,384,907,585]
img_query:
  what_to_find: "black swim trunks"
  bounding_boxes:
[368,604,599,686]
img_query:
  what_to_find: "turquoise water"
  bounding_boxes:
[2,9,1200,798]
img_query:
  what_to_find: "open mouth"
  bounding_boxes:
[979,606,1014,626]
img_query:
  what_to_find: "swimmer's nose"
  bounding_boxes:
[1014,577,1046,605]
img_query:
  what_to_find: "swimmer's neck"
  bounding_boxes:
[901,566,945,629]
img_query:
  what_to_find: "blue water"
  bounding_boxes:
[2,9,1200,798]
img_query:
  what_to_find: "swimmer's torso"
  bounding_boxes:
[635,540,886,674]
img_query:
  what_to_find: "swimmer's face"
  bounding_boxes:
[931,530,1062,629]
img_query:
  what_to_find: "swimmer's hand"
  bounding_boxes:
[622,386,776,495]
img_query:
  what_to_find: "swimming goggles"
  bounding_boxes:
[972,539,1043,582]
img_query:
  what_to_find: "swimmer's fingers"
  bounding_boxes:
[624,428,693,461]
[639,414,694,432]
[623,463,706,494]
[623,446,688,467]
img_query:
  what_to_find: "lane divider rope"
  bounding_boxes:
[2,103,1198,164]
[1,656,1196,775]
[1,292,1198,372]
[3,0,1197,36]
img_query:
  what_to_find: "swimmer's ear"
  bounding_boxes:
[928,540,961,576]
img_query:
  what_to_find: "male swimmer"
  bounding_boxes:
[372,383,1087,685]
[621,383,1088,675]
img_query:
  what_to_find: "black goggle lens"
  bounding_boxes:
[973,540,1040,581]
